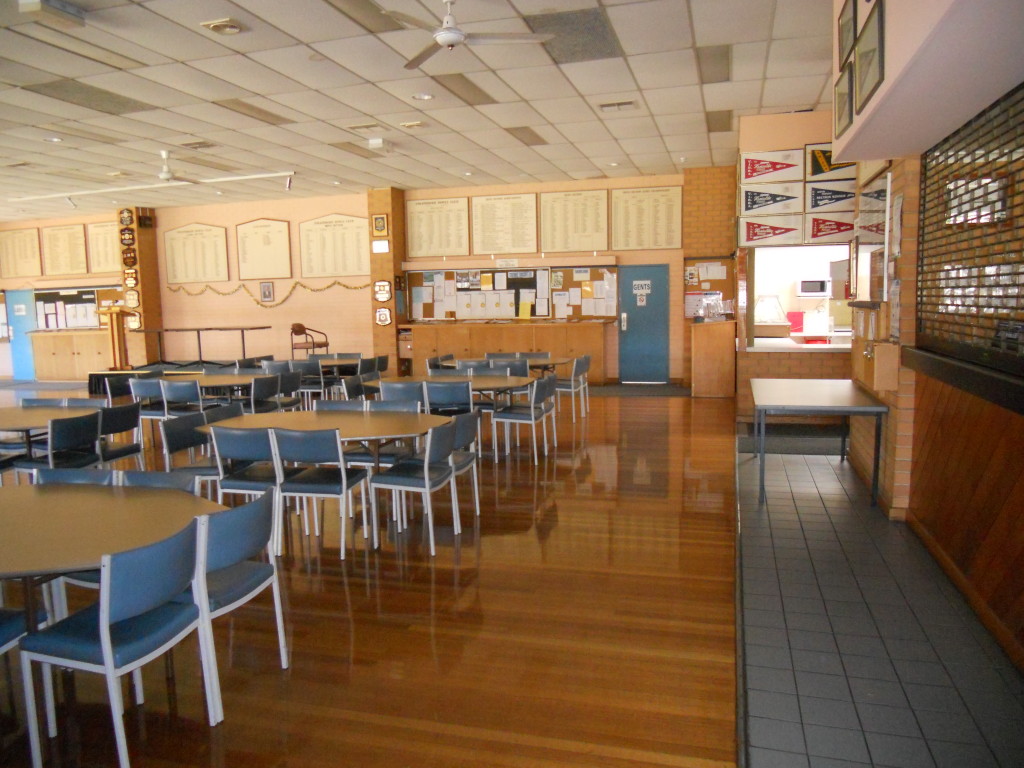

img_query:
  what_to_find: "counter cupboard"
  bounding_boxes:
[29,329,112,381]
[403,322,610,383]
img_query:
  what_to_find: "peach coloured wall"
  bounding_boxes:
[738,111,833,154]
[153,193,370,363]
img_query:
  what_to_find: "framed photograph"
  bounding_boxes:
[869,247,887,302]
[848,237,859,300]
[371,214,389,237]
[838,0,856,65]
[834,63,854,138]
[854,0,883,113]
[259,281,274,303]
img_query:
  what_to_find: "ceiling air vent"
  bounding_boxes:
[180,140,217,150]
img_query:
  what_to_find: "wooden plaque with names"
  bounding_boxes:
[471,193,537,255]
[299,214,369,277]
[165,223,229,284]
[611,187,682,250]
[237,218,291,280]
[407,198,469,258]
[540,190,608,253]
[87,222,121,273]
[42,224,88,275]
[0,228,42,278]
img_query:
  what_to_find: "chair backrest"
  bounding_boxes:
[451,411,480,452]
[261,360,290,375]
[289,359,321,378]
[234,357,259,370]
[160,379,204,414]
[120,470,197,493]
[539,374,557,403]
[485,352,518,360]
[487,365,511,376]
[129,377,164,403]
[579,355,591,376]
[203,402,243,424]
[20,397,66,407]
[339,375,363,400]
[160,411,208,469]
[456,359,489,372]
[521,351,551,359]
[438,353,455,362]
[366,400,419,413]
[66,397,108,408]
[211,425,273,465]
[277,370,302,396]
[356,357,376,375]
[359,371,380,386]
[379,380,426,405]
[425,419,457,465]
[375,354,389,373]
[49,411,101,454]
[35,468,115,486]
[424,380,473,410]
[251,375,280,401]
[104,374,134,403]
[506,358,529,377]
[314,399,365,411]
[99,401,142,438]
[201,494,273,572]
[104,520,197,625]
[271,427,342,468]
[428,366,462,377]
[425,356,442,371]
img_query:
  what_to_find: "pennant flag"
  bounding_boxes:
[745,190,799,211]
[809,149,856,178]
[811,217,855,238]
[863,188,888,202]
[861,222,886,236]
[746,220,798,241]
[744,158,798,180]
[810,187,856,209]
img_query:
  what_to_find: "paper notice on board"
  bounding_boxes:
[520,289,536,305]
[552,291,570,318]
[494,272,507,290]
[433,282,445,302]
[568,287,582,305]
[535,298,549,316]
[412,301,424,320]
[500,290,516,317]
[518,301,532,319]
[603,296,617,316]
[486,291,502,317]
[581,298,596,316]
[481,273,493,291]
[574,268,590,280]
[536,269,549,299]
[592,281,606,299]
[455,292,472,318]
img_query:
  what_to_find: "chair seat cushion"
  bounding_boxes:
[493,406,543,423]
[370,461,452,490]
[245,400,280,414]
[20,601,198,669]
[206,561,274,613]
[281,466,367,495]
[64,569,100,586]
[1,608,29,647]
[219,464,279,493]
[344,443,413,466]
[100,442,142,462]
[292,341,328,350]
[450,450,477,473]
[13,451,99,471]
[273,396,302,410]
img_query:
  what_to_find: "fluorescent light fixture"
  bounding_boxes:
[18,0,84,28]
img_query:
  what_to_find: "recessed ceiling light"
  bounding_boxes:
[214,190,223,195]
[412,93,434,101]
[679,156,687,164]
[201,18,244,35]
[332,181,342,186]
[463,172,472,176]
[608,162,619,167]
[44,136,62,143]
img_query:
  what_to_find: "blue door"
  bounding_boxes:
[618,265,669,383]
[6,290,38,380]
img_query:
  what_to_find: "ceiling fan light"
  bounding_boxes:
[434,28,465,48]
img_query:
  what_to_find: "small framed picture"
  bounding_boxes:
[854,0,883,113]
[838,0,856,65]
[259,281,274,303]
[834,63,854,138]
[371,214,389,237]
[848,237,859,300]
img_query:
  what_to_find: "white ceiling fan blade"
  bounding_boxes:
[404,42,441,70]
[200,171,295,184]
[464,32,553,45]
[383,9,436,32]
[11,180,192,202]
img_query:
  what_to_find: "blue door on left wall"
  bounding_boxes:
[7,290,38,380]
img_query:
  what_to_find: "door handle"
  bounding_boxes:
[620,312,628,331]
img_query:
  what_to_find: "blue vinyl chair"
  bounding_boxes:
[272,371,303,411]
[128,378,166,444]
[34,468,115,486]
[193,495,289,725]
[19,520,218,768]
[160,379,219,418]
[314,399,365,412]
[244,375,281,414]
[121,470,198,494]
[13,411,101,480]
[271,428,370,558]
[378,380,426,410]
[260,360,290,375]
[160,412,219,497]
[449,411,482,518]
[99,402,145,470]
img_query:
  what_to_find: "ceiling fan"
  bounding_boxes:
[11,149,295,202]
[385,0,553,70]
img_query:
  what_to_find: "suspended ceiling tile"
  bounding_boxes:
[664,132,711,152]
[620,136,668,154]
[497,65,576,101]
[560,58,636,95]
[654,112,709,135]
[531,96,596,124]
[711,146,738,164]
[690,0,772,46]
[642,84,704,116]
[313,35,416,83]
[709,130,738,148]
[525,8,620,65]
[628,49,700,90]
[0,86,108,120]
[266,90,364,121]
[475,101,545,128]
[558,121,614,143]
[322,82,411,115]
[761,74,827,107]
[607,0,693,56]
[510,0,597,15]
[231,0,365,44]
[603,115,660,140]
[87,3,230,61]
[190,55,305,96]
[702,80,763,111]
[134,63,252,101]
[144,0,297,53]
[77,72,199,108]
[460,128,524,150]
[130,108,223,134]
[0,57,57,87]
[0,29,113,78]
[248,45,363,90]
[426,106,500,132]
[766,36,831,78]
[732,41,768,81]
[773,0,833,39]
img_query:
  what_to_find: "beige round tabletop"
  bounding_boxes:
[164,373,259,388]
[200,409,450,440]
[0,406,97,432]
[443,357,571,369]
[376,375,533,392]
[0,485,224,579]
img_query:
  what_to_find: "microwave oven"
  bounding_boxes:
[797,279,831,298]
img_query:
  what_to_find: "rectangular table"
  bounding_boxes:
[750,378,888,505]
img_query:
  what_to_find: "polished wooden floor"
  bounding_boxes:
[0,391,738,768]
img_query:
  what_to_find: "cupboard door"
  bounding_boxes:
[74,332,112,378]
[532,325,567,358]
[499,325,533,354]
[410,326,438,375]
[566,324,606,384]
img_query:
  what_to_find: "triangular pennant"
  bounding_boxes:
[810,187,856,209]
[862,222,886,236]
[744,158,798,180]
[745,190,799,211]
[746,220,799,241]
[863,188,888,202]
[811,217,855,238]
[810,149,856,177]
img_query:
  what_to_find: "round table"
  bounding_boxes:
[375,374,533,393]
[199,409,449,441]
[0,406,97,456]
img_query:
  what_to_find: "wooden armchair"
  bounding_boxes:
[290,323,329,359]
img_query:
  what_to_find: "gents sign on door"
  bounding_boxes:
[633,280,652,306]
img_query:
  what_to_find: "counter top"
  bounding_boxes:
[748,337,851,352]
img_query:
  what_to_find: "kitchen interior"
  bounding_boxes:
[750,244,852,349]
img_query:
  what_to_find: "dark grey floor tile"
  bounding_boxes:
[829,614,879,637]
[748,747,811,768]
[748,690,802,723]
[842,654,899,682]
[747,608,789,628]
[747,643,795,670]
[928,740,1000,768]
[849,677,909,708]
[780,580,824,598]
[820,584,866,602]
[903,683,967,714]
[785,596,828,615]
[748,665,798,694]
[855,702,921,737]
[787,612,834,634]
[864,732,935,768]
[825,601,873,619]
[749,717,807,753]
[747,626,790,648]
[958,684,1024,721]
[746,593,785,611]
[803,724,870,763]
[795,671,852,702]
[835,633,888,658]
[893,659,952,687]
[914,710,984,744]
[799,696,860,729]
[790,630,839,653]
[883,638,939,662]
[792,649,845,676]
